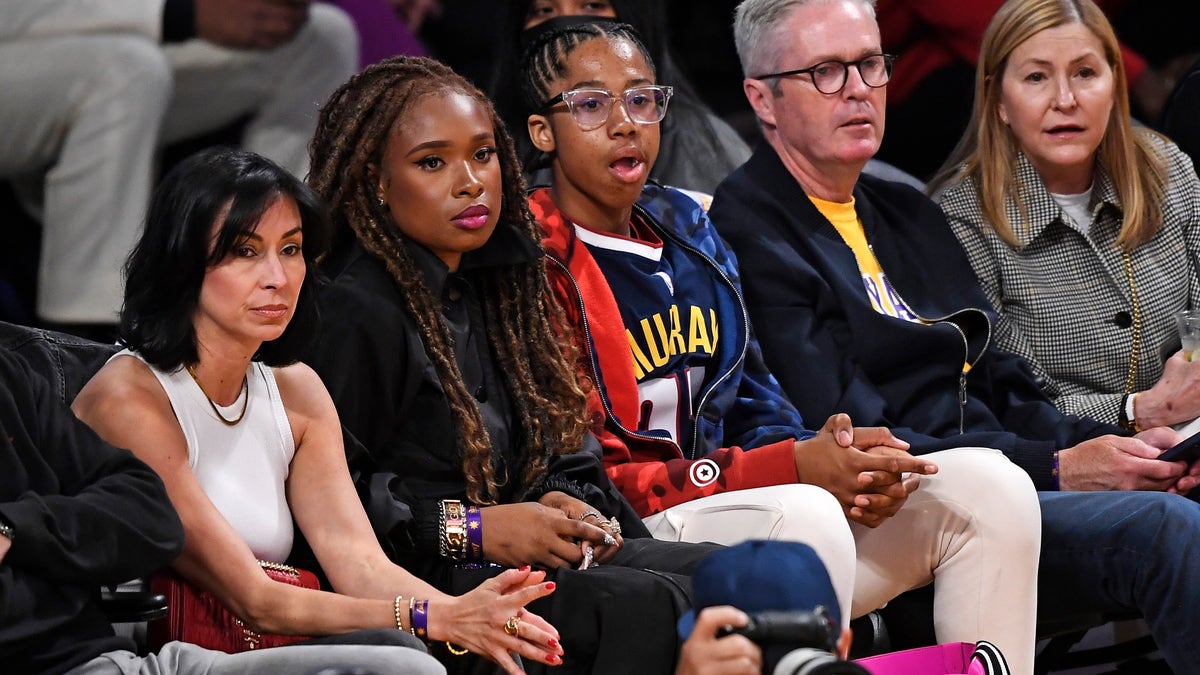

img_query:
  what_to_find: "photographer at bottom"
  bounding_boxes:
[676,541,863,675]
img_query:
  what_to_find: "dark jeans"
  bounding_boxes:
[438,537,720,675]
[1038,491,1200,672]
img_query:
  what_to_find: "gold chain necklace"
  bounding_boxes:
[1122,251,1142,395]
[186,365,248,426]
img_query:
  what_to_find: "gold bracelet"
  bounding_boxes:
[393,595,405,632]
[442,499,467,560]
[446,641,470,655]
[408,596,417,637]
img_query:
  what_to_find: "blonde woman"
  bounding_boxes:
[934,0,1200,440]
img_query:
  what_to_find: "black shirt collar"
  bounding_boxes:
[408,218,543,294]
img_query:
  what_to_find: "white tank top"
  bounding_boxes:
[116,350,297,562]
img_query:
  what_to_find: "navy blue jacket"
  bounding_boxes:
[0,324,182,674]
[710,144,1120,489]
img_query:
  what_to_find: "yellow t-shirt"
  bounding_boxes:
[811,196,920,323]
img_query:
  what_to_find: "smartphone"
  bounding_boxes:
[1158,430,1200,463]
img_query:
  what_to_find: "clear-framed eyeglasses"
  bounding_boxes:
[541,85,674,131]
[753,53,897,94]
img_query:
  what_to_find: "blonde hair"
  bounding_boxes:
[930,0,1166,251]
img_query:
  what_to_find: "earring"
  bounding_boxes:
[376,194,386,207]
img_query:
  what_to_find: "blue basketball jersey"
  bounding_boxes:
[576,213,723,447]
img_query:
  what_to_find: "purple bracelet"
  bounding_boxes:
[466,505,483,560]
[411,599,429,642]
[1051,451,1061,490]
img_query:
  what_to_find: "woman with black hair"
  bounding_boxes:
[489,0,751,193]
[72,146,562,674]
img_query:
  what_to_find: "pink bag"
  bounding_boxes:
[855,641,1009,675]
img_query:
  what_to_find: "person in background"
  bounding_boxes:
[0,0,357,335]
[933,0,1200,433]
[73,147,559,674]
[710,0,1200,671]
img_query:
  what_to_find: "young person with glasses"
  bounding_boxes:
[520,21,1042,663]
[489,0,752,194]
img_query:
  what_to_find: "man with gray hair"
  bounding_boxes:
[710,1,1200,672]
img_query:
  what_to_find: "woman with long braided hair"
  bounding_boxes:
[304,55,718,673]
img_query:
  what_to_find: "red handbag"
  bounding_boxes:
[148,560,319,653]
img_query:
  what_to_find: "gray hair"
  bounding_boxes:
[733,0,877,79]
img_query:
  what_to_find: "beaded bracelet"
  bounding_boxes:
[465,505,483,560]
[393,594,405,632]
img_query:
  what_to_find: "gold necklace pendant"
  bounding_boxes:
[186,365,249,426]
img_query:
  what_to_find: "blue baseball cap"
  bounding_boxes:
[677,540,840,639]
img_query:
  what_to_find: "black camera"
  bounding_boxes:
[718,609,839,653]
[717,608,868,675]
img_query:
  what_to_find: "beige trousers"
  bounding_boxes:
[643,447,1040,675]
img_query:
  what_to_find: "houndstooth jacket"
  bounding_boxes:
[939,132,1200,425]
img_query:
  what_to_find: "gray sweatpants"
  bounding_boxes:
[67,640,446,675]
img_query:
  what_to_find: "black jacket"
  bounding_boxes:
[306,231,649,579]
[0,325,183,674]
[710,144,1120,489]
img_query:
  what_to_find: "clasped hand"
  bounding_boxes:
[794,414,937,527]
[478,491,621,568]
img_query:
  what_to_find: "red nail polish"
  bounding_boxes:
[545,582,556,591]
[547,654,560,664]
[519,565,531,572]
[548,638,560,649]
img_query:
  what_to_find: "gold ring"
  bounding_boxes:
[504,615,521,637]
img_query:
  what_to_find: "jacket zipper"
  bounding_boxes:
[867,244,989,434]
[650,208,750,459]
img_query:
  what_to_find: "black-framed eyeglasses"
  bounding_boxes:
[753,53,896,94]
[541,85,674,131]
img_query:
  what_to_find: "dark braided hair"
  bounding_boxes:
[519,21,656,122]
[308,56,591,505]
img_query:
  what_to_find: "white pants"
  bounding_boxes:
[643,448,1041,675]
[0,5,357,322]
